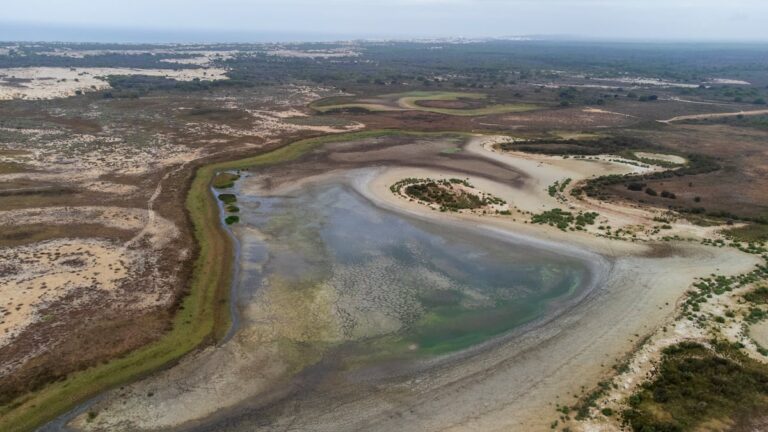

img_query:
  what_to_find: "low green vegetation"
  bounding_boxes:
[217,193,237,205]
[682,263,768,323]
[681,114,768,130]
[575,152,719,204]
[499,135,653,157]
[312,91,540,117]
[393,177,506,212]
[745,286,768,304]
[548,178,571,197]
[212,172,240,189]
[224,215,240,225]
[622,341,768,432]
[724,223,768,243]
[0,161,27,174]
[397,91,540,116]
[531,209,598,231]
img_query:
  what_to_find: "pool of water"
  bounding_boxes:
[235,179,590,364]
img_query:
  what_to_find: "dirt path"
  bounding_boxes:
[660,108,768,123]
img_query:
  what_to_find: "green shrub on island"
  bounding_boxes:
[531,208,599,231]
[392,177,506,212]
[212,172,241,189]
[224,215,240,225]
[218,193,237,205]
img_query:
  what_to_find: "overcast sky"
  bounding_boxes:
[2,0,768,42]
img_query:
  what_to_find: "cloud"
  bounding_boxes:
[2,0,768,41]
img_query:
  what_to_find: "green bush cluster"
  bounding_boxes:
[393,177,506,212]
[621,342,768,432]
[530,209,598,231]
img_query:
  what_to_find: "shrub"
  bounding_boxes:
[218,193,237,204]
[621,342,768,432]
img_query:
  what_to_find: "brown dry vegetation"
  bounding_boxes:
[607,124,768,220]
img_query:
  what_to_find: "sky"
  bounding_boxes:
[1,0,768,43]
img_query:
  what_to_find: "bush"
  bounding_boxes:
[645,187,658,196]
[621,342,768,432]
[217,193,237,204]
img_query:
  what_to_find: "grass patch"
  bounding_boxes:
[531,208,598,231]
[397,91,539,116]
[745,286,768,304]
[396,177,506,212]
[724,223,768,243]
[312,91,540,117]
[212,172,240,189]
[0,162,28,174]
[217,193,237,205]
[622,341,768,432]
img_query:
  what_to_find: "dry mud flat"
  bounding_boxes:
[65,134,760,432]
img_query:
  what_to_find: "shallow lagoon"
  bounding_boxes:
[235,179,590,365]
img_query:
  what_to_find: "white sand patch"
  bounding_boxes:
[587,76,700,88]
[582,107,636,118]
[708,78,751,85]
[266,48,360,58]
[463,136,723,242]
[751,320,768,349]
[0,130,207,185]
[661,108,768,123]
[0,67,228,100]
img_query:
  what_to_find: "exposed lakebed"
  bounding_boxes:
[235,177,592,363]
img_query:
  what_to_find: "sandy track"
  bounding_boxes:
[660,108,768,123]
